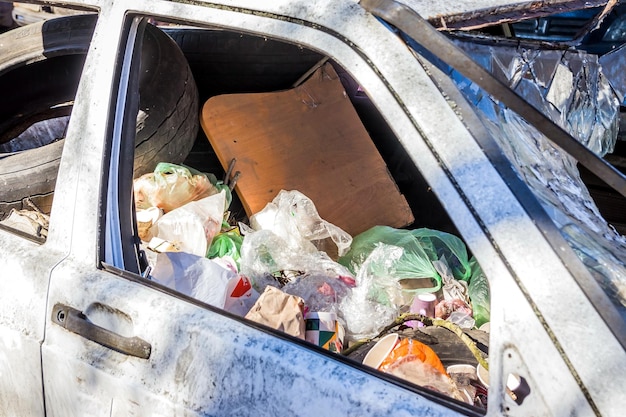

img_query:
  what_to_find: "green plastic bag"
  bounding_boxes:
[338,226,476,305]
[410,228,473,282]
[338,226,440,297]
[207,230,243,266]
[468,257,490,327]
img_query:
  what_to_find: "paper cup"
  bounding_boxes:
[447,364,477,379]
[407,292,437,328]
[476,363,490,388]
[305,312,343,352]
[362,333,399,369]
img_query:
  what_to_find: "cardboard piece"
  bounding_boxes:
[200,63,414,236]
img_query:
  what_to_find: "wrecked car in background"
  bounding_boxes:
[0,0,625,416]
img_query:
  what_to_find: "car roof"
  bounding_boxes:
[401,0,613,30]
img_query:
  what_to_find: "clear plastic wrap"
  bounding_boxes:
[339,245,401,342]
[240,191,355,293]
[249,189,352,257]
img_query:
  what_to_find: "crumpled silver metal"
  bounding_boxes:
[451,38,626,312]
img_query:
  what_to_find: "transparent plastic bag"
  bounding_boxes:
[249,190,352,258]
[240,190,354,292]
[339,245,401,341]
[240,229,354,293]
[282,273,352,318]
[134,162,230,213]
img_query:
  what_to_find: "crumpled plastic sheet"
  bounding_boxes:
[452,39,622,154]
[447,39,626,314]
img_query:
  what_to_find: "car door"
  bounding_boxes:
[39,5,471,417]
[0,210,50,416]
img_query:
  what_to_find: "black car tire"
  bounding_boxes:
[0,14,198,218]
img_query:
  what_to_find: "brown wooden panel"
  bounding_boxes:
[200,63,414,236]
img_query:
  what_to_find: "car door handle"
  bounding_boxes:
[51,303,151,359]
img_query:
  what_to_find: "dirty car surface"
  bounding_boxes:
[0,0,625,416]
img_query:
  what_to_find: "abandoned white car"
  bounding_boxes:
[0,0,625,416]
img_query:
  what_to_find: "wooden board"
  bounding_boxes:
[200,63,414,237]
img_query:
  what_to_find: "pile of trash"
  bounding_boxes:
[136,162,492,408]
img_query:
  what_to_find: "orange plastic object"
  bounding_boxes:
[379,338,447,376]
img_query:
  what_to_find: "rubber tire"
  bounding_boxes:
[0,14,198,218]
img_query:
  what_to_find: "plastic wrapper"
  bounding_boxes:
[435,299,475,329]
[386,360,468,403]
[0,209,49,238]
[432,258,475,329]
[434,258,470,304]
[434,299,472,319]
[379,338,468,403]
[379,337,447,374]
[152,191,226,257]
[467,258,490,328]
[134,162,230,213]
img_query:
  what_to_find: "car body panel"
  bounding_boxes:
[0,230,52,416]
[399,0,613,30]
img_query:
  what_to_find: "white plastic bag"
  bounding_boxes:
[152,191,226,257]
[151,251,234,308]
[223,272,260,317]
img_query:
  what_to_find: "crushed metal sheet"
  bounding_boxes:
[442,39,626,308]
[451,38,622,155]
[398,0,613,31]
